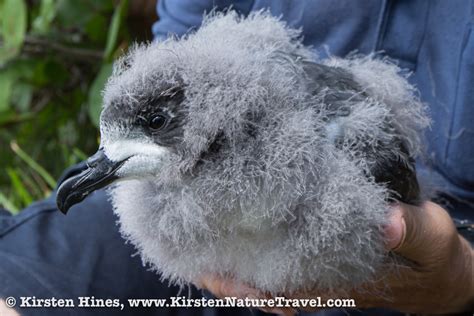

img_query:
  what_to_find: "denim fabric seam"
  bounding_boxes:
[0,200,57,237]
[443,23,472,162]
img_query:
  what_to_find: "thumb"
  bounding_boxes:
[384,204,406,250]
[385,202,443,260]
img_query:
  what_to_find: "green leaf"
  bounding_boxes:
[11,82,33,112]
[55,0,93,29]
[85,15,108,44]
[32,0,57,35]
[0,191,19,214]
[10,141,57,189]
[43,59,68,86]
[7,167,33,206]
[17,168,43,200]
[0,110,34,125]
[5,58,36,80]
[0,60,37,112]
[0,0,27,64]
[0,71,15,112]
[90,0,114,12]
[31,59,51,86]
[104,0,128,61]
[24,58,65,88]
[88,62,113,126]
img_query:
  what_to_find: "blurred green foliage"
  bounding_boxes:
[0,0,131,213]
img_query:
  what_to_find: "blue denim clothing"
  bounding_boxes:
[153,0,474,220]
[1,1,473,315]
[0,165,262,316]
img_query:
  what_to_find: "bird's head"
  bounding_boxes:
[55,11,315,214]
[56,75,188,213]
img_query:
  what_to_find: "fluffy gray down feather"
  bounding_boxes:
[104,11,430,293]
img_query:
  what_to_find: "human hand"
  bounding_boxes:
[0,299,20,316]
[196,202,474,314]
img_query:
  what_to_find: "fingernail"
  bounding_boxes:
[384,206,405,250]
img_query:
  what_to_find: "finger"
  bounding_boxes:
[384,204,406,250]
[387,202,428,260]
[390,201,456,262]
[0,300,20,316]
[197,274,263,298]
[197,275,298,315]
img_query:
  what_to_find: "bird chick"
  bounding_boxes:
[57,11,429,294]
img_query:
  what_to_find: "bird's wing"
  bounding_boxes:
[301,61,420,204]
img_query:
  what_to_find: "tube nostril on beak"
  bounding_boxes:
[86,148,107,168]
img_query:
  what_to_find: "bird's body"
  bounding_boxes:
[57,12,429,293]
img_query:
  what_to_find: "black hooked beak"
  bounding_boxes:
[56,148,128,214]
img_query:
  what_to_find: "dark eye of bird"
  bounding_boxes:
[149,114,168,130]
